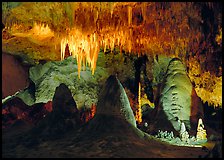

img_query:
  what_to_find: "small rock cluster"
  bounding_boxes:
[155,119,207,147]
[155,130,174,140]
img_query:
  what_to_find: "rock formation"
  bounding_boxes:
[14,55,109,109]
[2,97,48,128]
[96,75,137,127]
[196,118,207,141]
[30,83,81,139]
[150,58,204,134]
[76,75,146,141]
[2,53,29,98]
[180,122,190,142]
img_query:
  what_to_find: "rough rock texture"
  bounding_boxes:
[151,58,204,134]
[2,53,29,98]
[15,54,109,109]
[30,83,81,139]
[7,50,136,110]
[2,97,47,127]
[2,77,211,158]
[96,75,137,127]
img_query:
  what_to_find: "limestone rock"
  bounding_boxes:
[2,97,47,127]
[150,55,172,86]
[31,83,81,139]
[196,118,207,141]
[156,130,174,140]
[52,83,79,115]
[180,122,186,134]
[180,122,189,142]
[15,55,109,109]
[2,53,29,98]
[97,75,137,127]
[151,58,204,133]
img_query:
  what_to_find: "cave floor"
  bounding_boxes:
[2,120,214,158]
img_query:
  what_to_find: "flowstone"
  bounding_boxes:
[14,55,109,109]
[150,58,204,134]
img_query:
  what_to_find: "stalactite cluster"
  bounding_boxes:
[2,2,222,107]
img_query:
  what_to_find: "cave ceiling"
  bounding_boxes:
[2,2,222,66]
[2,2,222,107]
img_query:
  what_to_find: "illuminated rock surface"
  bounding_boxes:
[196,118,207,142]
[15,55,109,109]
[96,75,136,127]
[2,2,222,158]
[2,2,222,107]
[150,58,204,134]
[179,122,190,142]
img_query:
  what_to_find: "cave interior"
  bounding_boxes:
[2,2,222,158]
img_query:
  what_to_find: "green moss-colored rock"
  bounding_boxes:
[16,54,109,109]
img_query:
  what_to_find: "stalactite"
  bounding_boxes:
[142,2,148,23]
[127,5,132,26]
[2,2,222,109]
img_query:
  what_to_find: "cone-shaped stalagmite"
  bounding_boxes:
[77,75,145,141]
[52,83,79,116]
[196,118,207,141]
[97,75,137,127]
[31,83,81,139]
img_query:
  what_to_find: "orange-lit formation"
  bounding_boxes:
[91,104,97,118]
[58,2,200,75]
[80,104,97,123]
[61,30,100,77]
[10,22,54,42]
[2,2,222,108]
[136,82,142,124]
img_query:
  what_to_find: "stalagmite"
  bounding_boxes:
[196,118,207,141]
[180,122,189,142]
[136,82,142,124]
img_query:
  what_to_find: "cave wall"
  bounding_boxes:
[2,53,29,98]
